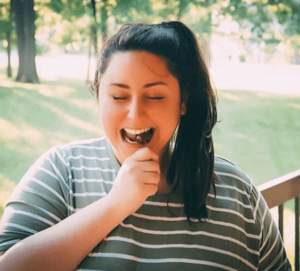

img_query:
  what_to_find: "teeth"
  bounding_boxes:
[124,128,151,135]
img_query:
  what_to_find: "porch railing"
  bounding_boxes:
[258,170,300,271]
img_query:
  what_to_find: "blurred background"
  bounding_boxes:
[0,0,300,265]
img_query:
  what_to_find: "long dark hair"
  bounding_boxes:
[94,21,218,221]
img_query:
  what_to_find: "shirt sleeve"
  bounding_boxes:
[0,147,71,252]
[250,185,292,271]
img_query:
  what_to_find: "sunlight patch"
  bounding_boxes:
[38,87,55,97]
[222,92,242,101]
[287,103,300,110]
[0,118,43,144]
[212,142,224,151]
[256,92,272,98]
[54,85,74,96]
[41,104,97,133]
[0,119,20,141]
[71,99,98,110]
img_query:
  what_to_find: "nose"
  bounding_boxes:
[127,97,144,120]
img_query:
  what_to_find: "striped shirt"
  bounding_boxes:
[0,137,291,270]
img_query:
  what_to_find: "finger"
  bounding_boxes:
[138,160,160,174]
[122,157,160,175]
[140,172,160,185]
[132,147,159,162]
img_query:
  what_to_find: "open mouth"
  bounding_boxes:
[121,128,155,145]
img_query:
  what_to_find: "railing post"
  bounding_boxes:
[295,197,299,271]
[258,170,300,271]
[278,204,284,240]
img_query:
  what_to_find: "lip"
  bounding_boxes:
[123,127,152,135]
[121,127,155,145]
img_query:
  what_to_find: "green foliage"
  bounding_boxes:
[45,0,88,19]
[2,0,300,62]
[44,0,65,13]
[35,1,91,51]
[112,0,153,24]
[36,42,50,55]
[0,2,12,40]
[0,20,11,39]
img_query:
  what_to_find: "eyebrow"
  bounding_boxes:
[109,81,168,89]
[144,81,168,88]
[109,83,130,89]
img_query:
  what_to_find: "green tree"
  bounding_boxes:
[271,0,300,63]
[0,0,13,77]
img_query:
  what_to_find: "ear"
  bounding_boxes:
[180,93,187,115]
[180,101,187,115]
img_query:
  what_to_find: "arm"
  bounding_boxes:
[0,147,160,271]
[0,193,128,270]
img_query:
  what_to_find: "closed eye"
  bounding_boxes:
[148,97,164,100]
[113,96,128,100]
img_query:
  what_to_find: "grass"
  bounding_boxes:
[213,90,300,185]
[0,68,299,267]
[0,69,102,218]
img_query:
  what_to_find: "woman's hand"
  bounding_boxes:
[108,147,160,216]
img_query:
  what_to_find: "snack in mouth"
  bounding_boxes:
[122,128,154,145]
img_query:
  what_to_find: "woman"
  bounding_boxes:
[0,21,291,270]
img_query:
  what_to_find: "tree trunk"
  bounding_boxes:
[177,8,182,20]
[87,0,98,83]
[12,0,39,83]
[6,30,12,78]
[91,0,98,59]
[100,0,108,43]
[13,0,24,81]
[177,0,183,20]
[86,36,92,83]
[6,0,12,78]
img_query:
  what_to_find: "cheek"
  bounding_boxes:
[99,102,121,133]
[153,101,181,134]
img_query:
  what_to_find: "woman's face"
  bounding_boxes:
[99,51,186,164]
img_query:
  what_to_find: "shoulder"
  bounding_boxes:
[43,137,107,162]
[32,137,110,173]
[49,137,119,175]
[214,155,253,195]
[55,137,107,155]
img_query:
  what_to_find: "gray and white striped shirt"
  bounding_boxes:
[0,137,291,270]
